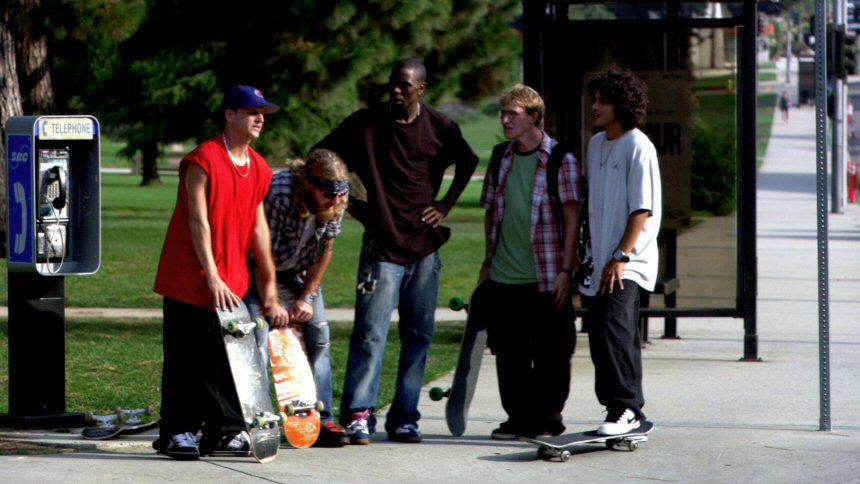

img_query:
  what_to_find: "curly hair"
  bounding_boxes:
[586,68,648,131]
[291,149,349,220]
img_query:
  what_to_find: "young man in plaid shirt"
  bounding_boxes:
[479,84,583,440]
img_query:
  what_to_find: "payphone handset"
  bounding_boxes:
[36,148,70,266]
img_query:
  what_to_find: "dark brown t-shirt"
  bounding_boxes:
[314,103,478,264]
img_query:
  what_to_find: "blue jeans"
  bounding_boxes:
[244,285,336,424]
[340,246,441,433]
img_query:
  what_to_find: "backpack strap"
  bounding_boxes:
[546,142,567,243]
[489,141,509,187]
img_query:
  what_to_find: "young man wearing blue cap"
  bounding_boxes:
[153,85,288,460]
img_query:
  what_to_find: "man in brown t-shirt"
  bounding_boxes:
[314,58,478,444]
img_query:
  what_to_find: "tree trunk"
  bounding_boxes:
[1,3,25,257]
[15,0,55,114]
[139,139,162,186]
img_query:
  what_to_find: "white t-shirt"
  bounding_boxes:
[579,128,662,297]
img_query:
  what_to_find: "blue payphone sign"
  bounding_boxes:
[8,134,34,264]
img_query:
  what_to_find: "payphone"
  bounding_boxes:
[37,148,70,265]
[6,115,101,275]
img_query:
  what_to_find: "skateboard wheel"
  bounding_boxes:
[278,412,288,423]
[255,317,266,330]
[429,387,447,401]
[251,416,263,428]
[605,440,615,449]
[448,297,465,311]
[537,446,550,460]
[560,451,571,462]
[315,401,325,413]
[627,441,639,451]
[226,322,238,333]
[285,403,296,416]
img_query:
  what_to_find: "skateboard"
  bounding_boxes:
[218,301,284,463]
[521,421,655,462]
[82,421,158,440]
[268,323,323,449]
[82,406,157,440]
[428,284,490,436]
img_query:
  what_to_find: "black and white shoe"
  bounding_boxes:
[597,408,640,436]
[153,432,200,460]
[200,431,252,457]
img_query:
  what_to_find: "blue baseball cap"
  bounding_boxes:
[222,85,280,114]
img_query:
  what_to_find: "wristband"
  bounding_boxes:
[559,267,574,275]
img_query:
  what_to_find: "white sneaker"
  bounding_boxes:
[597,408,640,435]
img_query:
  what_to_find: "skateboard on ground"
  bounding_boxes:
[521,421,655,462]
[82,406,157,440]
[268,323,323,449]
[428,284,489,436]
[218,301,284,463]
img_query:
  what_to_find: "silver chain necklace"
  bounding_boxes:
[600,135,618,167]
[222,134,251,178]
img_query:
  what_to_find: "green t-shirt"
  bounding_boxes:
[490,149,538,284]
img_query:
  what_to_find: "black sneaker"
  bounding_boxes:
[491,421,524,440]
[153,432,200,460]
[200,431,252,457]
[314,421,349,448]
[387,423,422,443]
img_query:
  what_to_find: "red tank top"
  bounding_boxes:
[154,137,273,309]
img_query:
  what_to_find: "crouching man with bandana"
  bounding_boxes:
[245,148,351,447]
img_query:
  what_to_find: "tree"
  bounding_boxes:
[15,0,56,114]
[51,0,520,184]
[1,2,25,257]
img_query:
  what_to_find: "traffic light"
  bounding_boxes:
[844,31,857,76]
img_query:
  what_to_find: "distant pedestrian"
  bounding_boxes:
[780,90,790,123]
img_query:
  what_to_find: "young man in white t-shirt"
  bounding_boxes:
[581,69,662,436]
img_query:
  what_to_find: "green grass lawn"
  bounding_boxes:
[0,317,464,417]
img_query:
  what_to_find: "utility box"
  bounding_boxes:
[6,115,101,275]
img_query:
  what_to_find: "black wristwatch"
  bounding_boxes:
[612,248,630,263]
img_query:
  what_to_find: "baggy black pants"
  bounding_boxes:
[158,297,245,439]
[583,280,646,419]
[482,279,576,434]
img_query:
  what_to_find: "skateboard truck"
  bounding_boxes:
[85,406,153,427]
[222,316,265,337]
[251,411,287,429]
[284,400,324,416]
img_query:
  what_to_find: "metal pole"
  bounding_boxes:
[814,0,832,432]
[740,0,759,361]
[787,15,792,85]
[834,0,847,213]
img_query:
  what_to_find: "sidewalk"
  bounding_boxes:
[3,88,860,483]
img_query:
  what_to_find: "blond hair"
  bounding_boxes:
[292,149,349,219]
[500,83,545,127]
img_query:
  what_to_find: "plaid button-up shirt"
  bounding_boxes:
[266,170,341,275]
[481,134,583,291]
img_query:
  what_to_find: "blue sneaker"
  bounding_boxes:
[388,423,422,443]
[346,410,371,445]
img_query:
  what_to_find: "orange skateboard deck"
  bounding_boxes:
[268,324,321,448]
